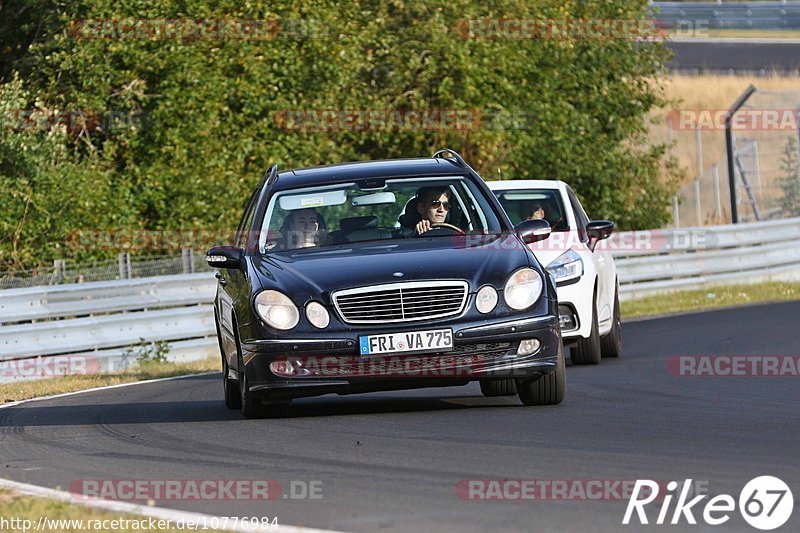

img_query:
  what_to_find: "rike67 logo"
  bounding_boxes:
[624,476,793,530]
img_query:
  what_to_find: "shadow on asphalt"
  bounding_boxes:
[1,377,535,427]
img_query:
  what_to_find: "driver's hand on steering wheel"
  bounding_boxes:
[415,219,432,234]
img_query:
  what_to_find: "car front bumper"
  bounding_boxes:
[240,314,562,402]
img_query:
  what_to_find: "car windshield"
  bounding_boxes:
[493,189,569,231]
[258,176,503,252]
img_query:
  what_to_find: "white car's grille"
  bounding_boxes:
[332,281,468,324]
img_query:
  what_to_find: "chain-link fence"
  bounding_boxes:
[664,88,800,227]
[0,249,212,290]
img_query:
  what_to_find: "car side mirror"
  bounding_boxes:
[206,245,244,270]
[586,220,614,251]
[516,219,551,244]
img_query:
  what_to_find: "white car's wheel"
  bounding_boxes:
[600,286,622,358]
[571,289,601,365]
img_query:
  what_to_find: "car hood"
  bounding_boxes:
[251,233,537,305]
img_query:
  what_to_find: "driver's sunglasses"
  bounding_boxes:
[430,199,451,210]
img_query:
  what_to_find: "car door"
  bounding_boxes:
[218,186,260,339]
[566,186,614,330]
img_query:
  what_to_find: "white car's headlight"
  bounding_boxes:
[475,285,498,314]
[546,249,583,283]
[305,301,330,329]
[255,290,299,330]
[504,268,543,310]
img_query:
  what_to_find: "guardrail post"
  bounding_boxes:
[182,248,195,274]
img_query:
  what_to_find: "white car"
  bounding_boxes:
[488,180,621,364]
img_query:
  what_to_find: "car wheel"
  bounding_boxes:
[516,346,565,406]
[600,286,622,358]
[236,354,290,419]
[479,379,518,397]
[571,289,601,365]
[222,353,241,409]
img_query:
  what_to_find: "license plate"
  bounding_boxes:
[359,328,453,356]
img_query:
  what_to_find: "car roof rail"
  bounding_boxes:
[264,163,279,187]
[432,148,468,169]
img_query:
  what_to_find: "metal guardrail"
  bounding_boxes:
[2,219,799,381]
[612,217,800,300]
[0,273,217,383]
[653,1,800,30]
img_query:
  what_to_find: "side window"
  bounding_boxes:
[566,187,590,240]
[235,187,261,248]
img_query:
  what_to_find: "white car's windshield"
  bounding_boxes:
[494,189,569,231]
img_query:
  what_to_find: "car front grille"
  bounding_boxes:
[332,281,469,324]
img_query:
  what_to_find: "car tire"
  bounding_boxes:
[238,353,289,419]
[479,379,518,397]
[600,286,622,358]
[571,289,601,365]
[516,346,565,406]
[222,353,241,410]
[216,312,241,409]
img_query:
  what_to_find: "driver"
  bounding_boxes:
[415,186,452,235]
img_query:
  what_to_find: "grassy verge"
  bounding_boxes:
[621,281,800,319]
[0,489,228,532]
[0,356,218,404]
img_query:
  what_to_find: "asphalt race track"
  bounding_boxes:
[667,40,800,74]
[2,301,798,532]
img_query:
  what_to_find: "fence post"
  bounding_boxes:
[712,163,722,219]
[52,259,65,285]
[673,194,680,228]
[694,178,702,225]
[182,248,195,274]
[118,252,131,279]
[695,126,703,183]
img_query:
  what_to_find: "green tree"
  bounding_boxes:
[1,0,679,271]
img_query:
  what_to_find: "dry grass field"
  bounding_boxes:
[649,74,800,225]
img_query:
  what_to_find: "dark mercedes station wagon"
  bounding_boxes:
[207,149,565,418]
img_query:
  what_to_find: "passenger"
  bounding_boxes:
[282,208,325,248]
[523,201,545,221]
[414,186,452,235]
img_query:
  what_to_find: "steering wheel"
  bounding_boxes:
[429,222,466,235]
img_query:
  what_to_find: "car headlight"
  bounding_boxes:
[475,285,498,314]
[503,268,543,310]
[546,249,583,283]
[254,290,299,330]
[305,301,330,329]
